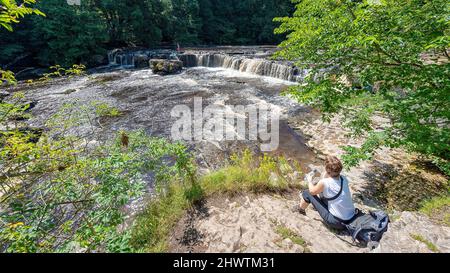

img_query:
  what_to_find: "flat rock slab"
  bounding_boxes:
[188,194,366,253]
[172,194,450,253]
[375,212,450,253]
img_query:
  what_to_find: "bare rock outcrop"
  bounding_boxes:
[188,195,365,253]
[134,54,150,68]
[374,212,450,253]
[172,195,450,253]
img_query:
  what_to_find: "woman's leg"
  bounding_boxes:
[301,190,346,230]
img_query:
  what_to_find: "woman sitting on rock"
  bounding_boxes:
[293,156,356,230]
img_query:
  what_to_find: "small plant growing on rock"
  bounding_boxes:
[92,101,122,118]
[410,234,440,253]
[420,197,450,227]
[275,224,310,253]
[130,150,303,252]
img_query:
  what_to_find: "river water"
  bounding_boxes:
[11,50,321,218]
[25,66,317,169]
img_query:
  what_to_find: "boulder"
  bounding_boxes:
[149,59,183,75]
[134,54,150,69]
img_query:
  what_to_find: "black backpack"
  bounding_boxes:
[322,175,390,249]
[345,210,390,250]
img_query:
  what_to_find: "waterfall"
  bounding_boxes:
[106,49,308,82]
[107,50,116,65]
[179,53,307,82]
[107,50,135,67]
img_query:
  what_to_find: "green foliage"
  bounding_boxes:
[167,0,202,44]
[92,0,167,47]
[432,158,450,178]
[19,64,87,86]
[341,132,387,168]
[0,1,43,85]
[65,64,87,77]
[0,91,32,124]
[91,101,121,118]
[32,0,107,67]
[0,0,44,31]
[275,224,310,252]
[130,183,190,253]
[275,0,450,174]
[0,0,200,254]
[0,0,294,67]
[420,196,450,227]
[198,0,294,45]
[42,64,84,79]
[0,108,195,253]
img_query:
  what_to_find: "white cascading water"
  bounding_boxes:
[106,49,308,82]
[181,53,307,82]
[107,50,135,67]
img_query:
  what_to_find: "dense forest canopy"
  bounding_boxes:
[0,0,294,67]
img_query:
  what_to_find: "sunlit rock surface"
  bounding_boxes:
[6,48,448,253]
[375,212,450,253]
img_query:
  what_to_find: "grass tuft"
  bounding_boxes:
[410,233,440,253]
[420,196,450,227]
[275,225,310,253]
[93,102,122,117]
[130,184,190,252]
[200,150,302,195]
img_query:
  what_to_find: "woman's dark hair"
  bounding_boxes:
[325,156,343,178]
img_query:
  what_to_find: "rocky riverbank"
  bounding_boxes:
[166,83,449,253]
[167,110,449,253]
[3,48,449,253]
[169,194,449,253]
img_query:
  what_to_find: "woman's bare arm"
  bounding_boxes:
[309,180,325,196]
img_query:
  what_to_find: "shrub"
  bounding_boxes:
[0,83,194,253]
